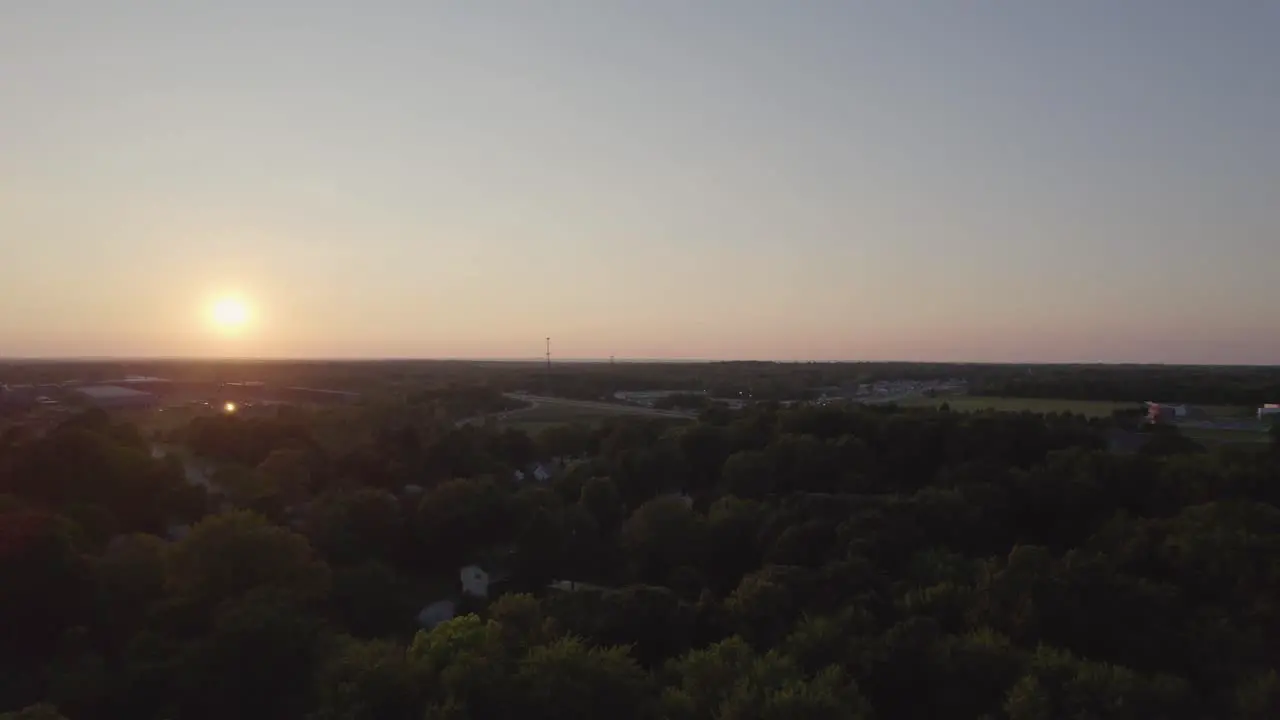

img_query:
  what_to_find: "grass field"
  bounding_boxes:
[896,396,1268,444]
[495,401,693,433]
[1179,426,1271,445]
[894,395,1143,418]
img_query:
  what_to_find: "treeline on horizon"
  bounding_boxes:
[3,388,1280,718]
[4,360,1279,406]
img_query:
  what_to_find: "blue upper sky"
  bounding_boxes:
[2,1,1276,362]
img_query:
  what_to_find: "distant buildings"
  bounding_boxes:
[613,390,705,408]
[0,383,64,413]
[278,386,361,405]
[0,384,37,413]
[105,376,173,394]
[73,385,158,409]
[513,463,553,484]
[1145,402,1187,424]
[816,378,968,403]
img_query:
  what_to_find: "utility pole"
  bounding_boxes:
[545,337,551,395]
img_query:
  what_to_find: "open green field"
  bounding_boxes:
[1179,426,1271,445]
[894,395,1143,417]
[495,401,693,433]
[897,395,1260,426]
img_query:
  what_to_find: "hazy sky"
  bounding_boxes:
[3,2,1277,362]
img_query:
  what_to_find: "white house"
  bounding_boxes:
[548,579,609,593]
[513,463,553,483]
[460,564,491,598]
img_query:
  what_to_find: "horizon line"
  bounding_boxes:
[1,355,1277,368]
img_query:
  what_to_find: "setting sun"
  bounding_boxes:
[210,297,250,330]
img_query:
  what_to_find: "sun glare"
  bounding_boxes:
[211,297,249,330]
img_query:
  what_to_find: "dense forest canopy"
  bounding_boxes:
[2,361,1280,718]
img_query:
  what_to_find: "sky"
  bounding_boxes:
[2,1,1277,363]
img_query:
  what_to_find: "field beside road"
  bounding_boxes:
[895,395,1269,443]
[465,394,696,433]
[1179,425,1272,445]
[893,395,1143,417]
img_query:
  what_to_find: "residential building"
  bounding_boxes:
[460,564,491,598]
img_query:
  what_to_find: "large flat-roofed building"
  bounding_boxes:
[73,385,158,409]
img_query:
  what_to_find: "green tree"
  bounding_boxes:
[256,447,313,507]
[661,636,757,718]
[211,465,284,520]
[720,665,872,720]
[411,478,509,571]
[0,510,92,708]
[328,561,417,638]
[536,422,593,460]
[92,533,168,652]
[579,476,626,536]
[487,593,559,651]
[724,566,802,648]
[511,507,566,588]
[0,704,68,720]
[662,637,871,720]
[704,496,766,595]
[164,510,330,617]
[311,637,424,720]
[409,615,511,717]
[543,585,695,668]
[1004,646,1194,720]
[1236,669,1280,719]
[513,637,656,720]
[304,488,404,565]
[721,450,776,498]
[677,425,729,497]
[172,592,328,720]
[620,496,704,585]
